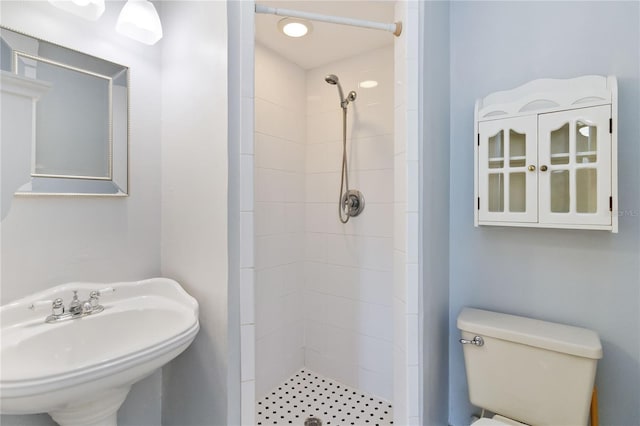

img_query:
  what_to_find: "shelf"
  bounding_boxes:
[489,155,526,162]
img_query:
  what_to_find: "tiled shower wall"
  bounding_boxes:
[303,46,395,401]
[255,42,394,403]
[254,44,307,398]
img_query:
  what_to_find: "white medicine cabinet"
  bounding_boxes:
[474,75,618,232]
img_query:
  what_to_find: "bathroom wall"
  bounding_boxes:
[421,1,450,425]
[0,2,162,425]
[448,2,640,425]
[254,43,307,398]
[159,1,231,425]
[304,45,395,401]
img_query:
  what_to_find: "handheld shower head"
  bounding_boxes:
[325,74,345,106]
[324,74,339,85]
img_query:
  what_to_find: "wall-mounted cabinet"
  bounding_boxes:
[474,76,618,232]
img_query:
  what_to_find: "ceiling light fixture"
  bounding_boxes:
[116,0,163,45]
[48,0,105,21]
[278,17,313,38]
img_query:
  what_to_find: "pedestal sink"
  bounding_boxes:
[0,278,199,426]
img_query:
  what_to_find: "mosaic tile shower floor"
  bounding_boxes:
[256,369,393,425]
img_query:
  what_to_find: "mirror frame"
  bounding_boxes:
[0,26,129,197]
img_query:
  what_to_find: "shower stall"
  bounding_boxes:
[236,1,422,424]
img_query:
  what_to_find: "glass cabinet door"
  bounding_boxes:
[538,105,612,226]
[478,116,538,223]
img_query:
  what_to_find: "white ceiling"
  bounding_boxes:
[255,1,395,70]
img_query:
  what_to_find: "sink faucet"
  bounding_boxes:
[29,287,115,323]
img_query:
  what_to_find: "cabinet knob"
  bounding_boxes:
[528,165,536,172]
[540,165,548,172]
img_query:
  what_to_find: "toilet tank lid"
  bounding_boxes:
[457,308,603,359]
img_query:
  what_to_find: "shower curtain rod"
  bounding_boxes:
[255,4,402,37]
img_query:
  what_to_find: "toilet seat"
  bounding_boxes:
[472,415,528,426]
[472,419,510,426]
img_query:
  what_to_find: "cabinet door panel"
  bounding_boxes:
[538,105,611,226]
[478,116,538,223]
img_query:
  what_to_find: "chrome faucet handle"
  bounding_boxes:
[90,287,115,301]
[52,298,65,316]
[28,298,65,316]
[88,287,115,309]
[89,291,100,307]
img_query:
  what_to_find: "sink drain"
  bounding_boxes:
[304,417,322,426]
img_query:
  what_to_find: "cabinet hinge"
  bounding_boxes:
[477,197,480,210]
[477,134,480,146]
[609,196,613,211]
[609,118,612,134]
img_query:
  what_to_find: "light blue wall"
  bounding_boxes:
[421,1,450,425]
[448,2,640,425]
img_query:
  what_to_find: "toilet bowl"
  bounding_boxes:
[458,307,602,426]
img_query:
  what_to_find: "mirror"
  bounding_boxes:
[0,26,129,198]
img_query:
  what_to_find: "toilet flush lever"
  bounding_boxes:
[460,336,484,347]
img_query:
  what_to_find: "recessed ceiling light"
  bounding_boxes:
[359,80,378,89]
[278,18,313,38]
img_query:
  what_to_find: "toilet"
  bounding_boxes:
[457,307,603,426]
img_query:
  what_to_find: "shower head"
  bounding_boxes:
[324,74,357,109]
[324,74,339,85]
[325,74,345,106]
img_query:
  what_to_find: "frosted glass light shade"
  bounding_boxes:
[48,0,105,21]
[277,18,313,38]
[116,0,163,45]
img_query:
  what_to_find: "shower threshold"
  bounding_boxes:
[256,368,393,425]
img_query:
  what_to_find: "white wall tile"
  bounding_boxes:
[305,232,327,263]
[255,202,284,236]
[351,135,395,171]
[305,173,328,203]
[306,143,329,173]
[254,47,307,398]
[393,250,407,302]
[241,324,255,382]
[351,169,394,204]
[406,263,419,314]
[240,268,255,325]
[240,212,254,268]
[406,109,419,161]
[407,160,420,212]
[406,212,419,264]
[394,205,406,252]
[241,96,255,155]
[240,380,255,426]
[406,314,419,366]
[359,302,393,341]
[304,261,328,293]
[358,367,393,402]
[240,154,254,212]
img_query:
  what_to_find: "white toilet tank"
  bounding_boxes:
[457,308,602,426]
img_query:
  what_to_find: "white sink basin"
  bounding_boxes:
[0,278,199,426]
